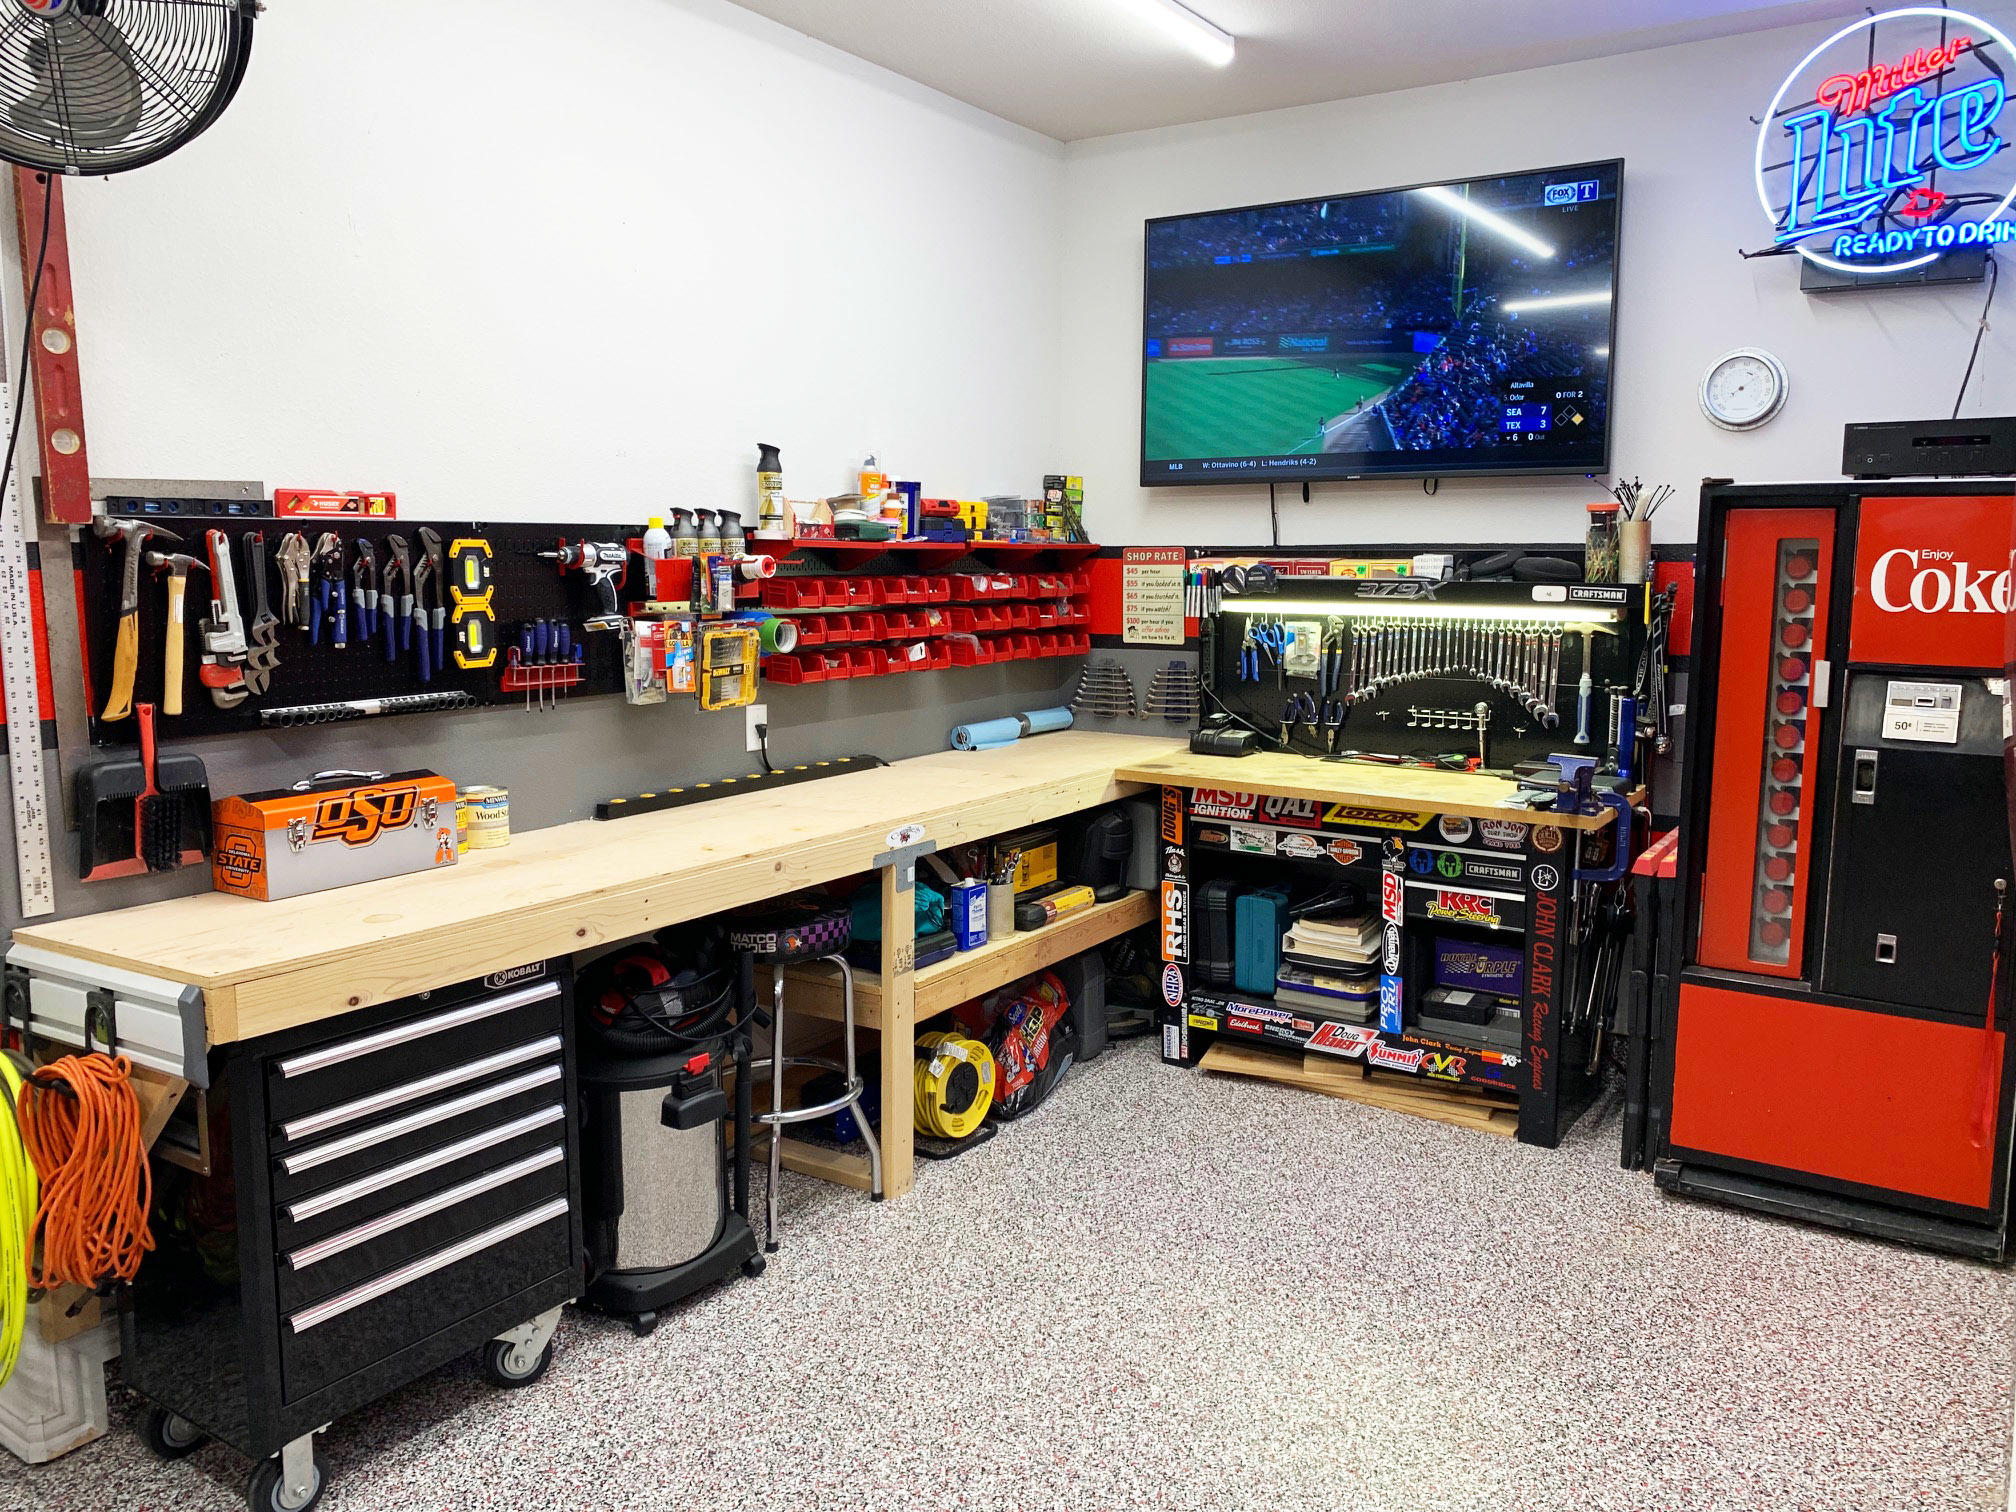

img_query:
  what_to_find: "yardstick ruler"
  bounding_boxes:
[0,272,54,919]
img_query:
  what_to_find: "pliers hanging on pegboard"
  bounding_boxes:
[1238,622,1260,682]
[350,539,379,644]
[382,536,412,663]
[309,532,347,649]
[417,527,446,683]
[276,531,312,632]
[410,546,437,683]
[1319,623,1346,752]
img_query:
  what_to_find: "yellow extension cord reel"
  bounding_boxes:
[0,1055,38,1388]
[914,1032,995,1140]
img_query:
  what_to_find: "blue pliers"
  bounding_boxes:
[1239,624,1261,682]
[1280,690,1317,747]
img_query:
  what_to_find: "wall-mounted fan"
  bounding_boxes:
[0,0,257,174]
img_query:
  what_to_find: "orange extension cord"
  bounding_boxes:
[18,1055,152,1291]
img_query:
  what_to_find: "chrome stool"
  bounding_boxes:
[730,906,884,1253]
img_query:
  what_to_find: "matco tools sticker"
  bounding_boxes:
[1161,879,1191,963]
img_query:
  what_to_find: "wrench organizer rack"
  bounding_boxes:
[77,516,637,742]
[1204,580,1647,772]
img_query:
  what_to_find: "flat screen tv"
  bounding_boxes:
[1140,159,1622,486]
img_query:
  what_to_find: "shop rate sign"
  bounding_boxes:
[1757,7,2016,275]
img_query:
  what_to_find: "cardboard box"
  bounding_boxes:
[212,771,458,901]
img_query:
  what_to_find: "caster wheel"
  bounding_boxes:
[138,1404,205,1460]
[629,1311,659,1338]
[246,1447,327,1512]
[481,1335,554,1388]
[741,1254,767,1279]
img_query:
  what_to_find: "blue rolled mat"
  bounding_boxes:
[949,707,1073,751]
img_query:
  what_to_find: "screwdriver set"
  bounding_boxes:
[1203,580,1648,774]
[76,515,636,740]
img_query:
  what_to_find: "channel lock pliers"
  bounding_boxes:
[1279,690,1317,747]
[1239,624,1260,682]
[418,527,447,678]
[350,539,379,644]
[410,546,437,683]
[309,532,347,648]
[382,536,412,663]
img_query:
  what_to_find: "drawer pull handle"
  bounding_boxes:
[280,1065,561,1176]
[276,981,561,1079]
[285,1146,565,1272]
[282,1104,564,1222]
[286,1197,570,1334]
[281,1035,562,1143]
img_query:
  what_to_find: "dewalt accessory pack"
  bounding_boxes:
[211,769,458,900]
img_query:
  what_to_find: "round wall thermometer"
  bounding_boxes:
[1701,347,1788,431]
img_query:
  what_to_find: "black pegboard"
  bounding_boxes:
[79,517,638,744]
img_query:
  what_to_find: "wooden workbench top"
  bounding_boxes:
[1110,749,1622,830]
[13,732,1185,1045]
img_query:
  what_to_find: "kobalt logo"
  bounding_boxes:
[1870,548,2014,614]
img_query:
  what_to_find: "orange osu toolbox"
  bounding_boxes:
[212,770,459,901]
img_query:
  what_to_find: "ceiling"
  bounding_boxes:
[722,0,1871,142]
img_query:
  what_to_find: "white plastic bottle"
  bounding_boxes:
[642,516,673,560]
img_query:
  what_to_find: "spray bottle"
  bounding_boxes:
[695,509,723,558]
[672,509,699,559]
[642,516,673,560]
[720,509,747,558]
[756,443,788,540]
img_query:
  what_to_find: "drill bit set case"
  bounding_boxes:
[1203,576,1648,772]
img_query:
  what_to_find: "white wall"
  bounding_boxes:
[1058,11,2016,550]
[56,0,1065,519]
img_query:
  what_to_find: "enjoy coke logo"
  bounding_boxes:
[1869,548,2014,614]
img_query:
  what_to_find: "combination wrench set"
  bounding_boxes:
[1336,618,1568,728]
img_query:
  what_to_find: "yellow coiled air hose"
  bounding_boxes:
[0,1056,39,1387]
[914,1032,995,1140]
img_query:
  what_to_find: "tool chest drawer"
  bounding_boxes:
[280,1196,573,1403]
[275,1142,569,1312]
[269,1059,564,1204]
[275,1098,567,1249]
[265,977,564,1124]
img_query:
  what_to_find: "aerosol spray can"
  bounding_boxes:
[756,443,788,540]
[672,509,699,560]
[695,509,723,558]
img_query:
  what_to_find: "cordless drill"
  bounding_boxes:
[540,540,628,629]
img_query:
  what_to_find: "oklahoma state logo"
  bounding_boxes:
[216,834,264,879]
[312,784,419,847]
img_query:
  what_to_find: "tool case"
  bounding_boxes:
[1197,879,1240,988]
[120,959,582,1502]
[1233,887,1290,996]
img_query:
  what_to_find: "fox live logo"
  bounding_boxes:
[312,784,420,847]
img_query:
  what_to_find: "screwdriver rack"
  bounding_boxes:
[1204,580,1647,772]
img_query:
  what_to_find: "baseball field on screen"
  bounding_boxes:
[1143,355,1413,461]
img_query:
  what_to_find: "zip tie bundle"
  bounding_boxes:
[20,1054,152,1292]
[0,1058,36,1387]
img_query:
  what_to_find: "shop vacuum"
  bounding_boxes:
[577,922,763,1335]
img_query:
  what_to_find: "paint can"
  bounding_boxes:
[461,784,511,849]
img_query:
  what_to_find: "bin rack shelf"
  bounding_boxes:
[761,631,1092,685]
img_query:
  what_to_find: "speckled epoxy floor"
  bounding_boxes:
[1,1038,2011,1512]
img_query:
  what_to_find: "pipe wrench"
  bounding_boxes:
[198,529,252,708]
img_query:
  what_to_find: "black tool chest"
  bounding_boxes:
[122,959,583,1459]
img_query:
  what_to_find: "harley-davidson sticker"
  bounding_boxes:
[1327,838,1364,865]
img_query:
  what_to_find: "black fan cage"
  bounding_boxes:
[0,0,255,175]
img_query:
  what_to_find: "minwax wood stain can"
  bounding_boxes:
[460,785,510,849]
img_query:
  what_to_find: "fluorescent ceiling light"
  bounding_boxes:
[1501,290,1612,314]
[1114,0,1236,67]
[1415,184,1555,259]
[1221,598,1618,624]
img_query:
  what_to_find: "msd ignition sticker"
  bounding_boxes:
[1437,815,1474,844]
[1161,879,1191,963]
[1229,824,1276,856]
[1478,819,1527,851]
[1191,789,1258,821]
[1161,964,1186,1007]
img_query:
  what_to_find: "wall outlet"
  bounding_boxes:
[746,702,769,753]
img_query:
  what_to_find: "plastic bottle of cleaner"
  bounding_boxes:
[642,516,673,560]
[672,509,700,559]
[720,510,747,558]
[756,443,787,539]
[860,453,887,504]
[695,509,723,558]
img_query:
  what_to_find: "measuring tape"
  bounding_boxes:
[0,272,54,919]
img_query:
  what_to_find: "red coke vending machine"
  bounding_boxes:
[1654,481,2015,1258]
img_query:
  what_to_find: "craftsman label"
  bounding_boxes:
[1460,857,1524,887]
[1161,963,1186,1007]
[1322,804,1431,831]
[1229,823,1276,855]
[1161,880,1191,963]
[1425,890,1501,927]
[1160,785,1185,845]
[1883,679,1963,743]
[1191,789,1258,821]
[1478,819,1527,851]
[1437,816,1474,844]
